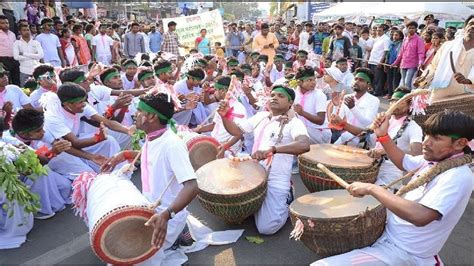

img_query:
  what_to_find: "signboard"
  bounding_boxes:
[445,21,464,29]
[162,10,225,54]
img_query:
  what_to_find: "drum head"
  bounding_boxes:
[290,190,380,219]
[301,144,374,168]
[187,136,219,171]
[196,158,266,195]
[91,207,156,265]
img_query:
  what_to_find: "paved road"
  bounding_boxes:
[1,99,473,265]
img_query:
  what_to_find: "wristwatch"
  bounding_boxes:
[167,207,176,219]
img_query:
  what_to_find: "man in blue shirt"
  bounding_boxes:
[149,24,163,53]
[226,23,244,57]
[308,22,329,55]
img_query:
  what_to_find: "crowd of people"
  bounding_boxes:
[1,3,474,265]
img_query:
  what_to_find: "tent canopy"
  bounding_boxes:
[315,2,473,22]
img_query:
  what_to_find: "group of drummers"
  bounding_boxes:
[2,19,474,266]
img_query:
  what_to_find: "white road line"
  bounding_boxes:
[20,233,91,265]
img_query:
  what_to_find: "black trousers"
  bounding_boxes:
[386,68,401,96]
[0,57,21,86]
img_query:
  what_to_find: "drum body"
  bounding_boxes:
[180,132,220,170]
[289,189,386,257]
[298,144,380,192]
[196,158,267,224]
[413,94,474,126]
[87,172,156,265]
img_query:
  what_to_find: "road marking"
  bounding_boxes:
[21,233,90,265]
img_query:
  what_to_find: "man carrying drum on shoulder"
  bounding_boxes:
[101,92,198,265]
[312,110,474,265]
[217,85,310,235]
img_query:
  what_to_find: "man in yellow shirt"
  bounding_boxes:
[252,23,279,66]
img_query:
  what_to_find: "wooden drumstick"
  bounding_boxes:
[367,89,430,131]
[149,177,175,210]
[122,150,142,174]
[317,163,350,189]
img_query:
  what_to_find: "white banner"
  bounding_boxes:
[162,10,225,54]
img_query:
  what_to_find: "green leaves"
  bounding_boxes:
[245,236,265,244]
[131,129,146,151]
[0,148,46,215]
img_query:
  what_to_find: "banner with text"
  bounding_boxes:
[162,10,225,55]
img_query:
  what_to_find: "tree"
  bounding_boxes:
[219,2,262,21]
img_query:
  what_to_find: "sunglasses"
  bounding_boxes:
[0,72,9,78]
[38,72,56,81]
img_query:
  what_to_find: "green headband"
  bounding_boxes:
[72,75,86,84]
[447,134,462,139]
[273,87,293,101]
[63,96,86,104]
[355,72,371,84]
[391,91,408,100]
[103,71,119,82]
[187,74,204,81]
[17,125,43,134]
[123,61,138,68]
[297,51,308,57]
[137,100,177,133]
[251,53,260,57]
[227,61,239,67]
[214,82,229,90]
[298,74,315,81]
[139,72,154,81]
[274,56,285,62]
[155,66,172,75]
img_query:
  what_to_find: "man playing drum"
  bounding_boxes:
[312,110,474,265]
[101,92,198,265]
[217,85,310,235]
[193,76,247,156]
[331,87,423,190]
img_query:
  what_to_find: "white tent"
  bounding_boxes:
[314,2,473,26]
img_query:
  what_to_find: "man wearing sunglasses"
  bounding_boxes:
[35,18,67,67]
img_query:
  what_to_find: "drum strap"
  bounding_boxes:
[392,116,411,145]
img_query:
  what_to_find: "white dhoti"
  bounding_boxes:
[254,183,291,235]
[335,131,360,147]
[308,128,332,144]
[23,171,67,215]
[0,192,34,249]
[173,110,193,127]
[108,130,132,150]
[48,152,96,180]
[80,134,121,173]
[311,234,439,266]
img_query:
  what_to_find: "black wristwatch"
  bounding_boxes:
[167,207,176,219]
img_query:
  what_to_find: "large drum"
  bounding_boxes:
[196,158,267,224]
[289,189,386,257]
[413,94,474,126]
[72,171,157,265]
[180,132,220,170]
[298,144,380,192]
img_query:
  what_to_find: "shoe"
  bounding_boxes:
[34,212,55,220]
[178,224,194,247]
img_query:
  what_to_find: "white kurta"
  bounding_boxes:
[211,100,247,154]
[173,79,207,126]
[138,130,197,266]
[294,87,331,144]
[44,104,121,173]
[313,154,473,265]
[239,112,309,234]
[336,92,380,146]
